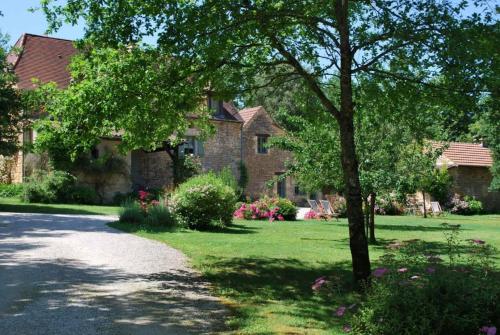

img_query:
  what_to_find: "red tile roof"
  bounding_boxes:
[8,34,77,89]
[238,106,263,124]
[434,142,493,167]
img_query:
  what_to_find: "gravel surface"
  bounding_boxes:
[0,212,228,335]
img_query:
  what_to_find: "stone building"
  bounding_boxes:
[435,142,499,213]
[5,33,304,203]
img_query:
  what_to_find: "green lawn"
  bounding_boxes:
[111,214,500,334]
[0,197,120,215]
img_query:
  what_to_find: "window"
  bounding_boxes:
[294,185,305,196]
[91,147,99,159]
[208,96,224,118]
[276,174,286,198]
[257,135,269,154]
[179,137,204,157]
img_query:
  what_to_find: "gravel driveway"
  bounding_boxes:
[0,212,228,335]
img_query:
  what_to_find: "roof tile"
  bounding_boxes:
[9,34,77,89]
[434,142,493,167]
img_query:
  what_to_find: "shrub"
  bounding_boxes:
[172,172,237,229]
[331,196,347,218]
[0,183,24,197]
[21,170,100,204]
[68,185,99,204]
[274,198,297,220]
[233,196,297,221]
[23,170,77,203]
[331,226,499,335]
[145,204,176,227]
[304,210,318,220]
[427,168,453,205]
[375,195,405,215]
[449,194,483,215]
[119,200,144,224]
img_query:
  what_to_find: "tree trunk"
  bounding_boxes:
[369,192,376,243]
[363,197,370,237]
[336,0,371,283]
[422,191,427,218]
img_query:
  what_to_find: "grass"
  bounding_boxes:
[0,197,120,215]
[110,214,500,334]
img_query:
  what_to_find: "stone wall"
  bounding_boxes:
[448,166,500,213]
[130,120,243,192]
[241,111,303,202]
[202,120,242,178]
[75,139,132,203]
[130,149,174,191]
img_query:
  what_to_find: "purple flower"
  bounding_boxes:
[472,239,486,245]
[372,267,389,278]
[426,267,436,274]
[398,267,408,273]
[480,326,497,335]
[343,324,352,333]
[335,306,347,317]
[312,276,328,291]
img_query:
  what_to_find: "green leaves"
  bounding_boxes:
[33,45,213,158]
[0,33,23,156]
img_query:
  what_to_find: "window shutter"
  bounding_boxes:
[196,139,205,157]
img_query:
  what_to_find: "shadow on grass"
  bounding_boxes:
[201,256,356,331]
[0,203,111,215]
[109,221,260,235]
[374,223,467,232]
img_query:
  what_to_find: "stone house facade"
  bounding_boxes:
[5,33,304,203]
[435,142,499,213]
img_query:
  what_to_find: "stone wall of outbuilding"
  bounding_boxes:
[448,166,500,213]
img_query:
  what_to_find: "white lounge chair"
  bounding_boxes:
[320,200,340,221]
[430,201,444,216]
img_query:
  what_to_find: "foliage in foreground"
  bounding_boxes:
[317,225,499,335]
[172,173,237,230]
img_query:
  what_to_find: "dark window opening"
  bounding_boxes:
[208,96,224,118]
[257,135,269,154]
[277,174,286,198]
[294,185,305,196]
[91,147,99,159]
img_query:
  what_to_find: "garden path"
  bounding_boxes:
[0,212,227,335]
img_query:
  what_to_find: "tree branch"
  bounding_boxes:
[267,35,341,119]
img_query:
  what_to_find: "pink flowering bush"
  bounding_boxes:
[330,225,499,334]
[119,190,175,227]
[304,210,319,220]
[234,196,296,221]
[172,173,237,229]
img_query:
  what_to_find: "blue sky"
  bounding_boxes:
[0,0,84,46]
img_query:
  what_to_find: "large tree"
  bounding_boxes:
[0,29,23,156]
[40,0,494,282]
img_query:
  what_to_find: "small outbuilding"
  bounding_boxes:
[436,142,499,213]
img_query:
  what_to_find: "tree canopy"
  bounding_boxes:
[0,30,23,156]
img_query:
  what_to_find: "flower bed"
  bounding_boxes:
[234,196,297,222]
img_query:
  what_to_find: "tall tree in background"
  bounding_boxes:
[0,28,23,156]
[40,0,494,282]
